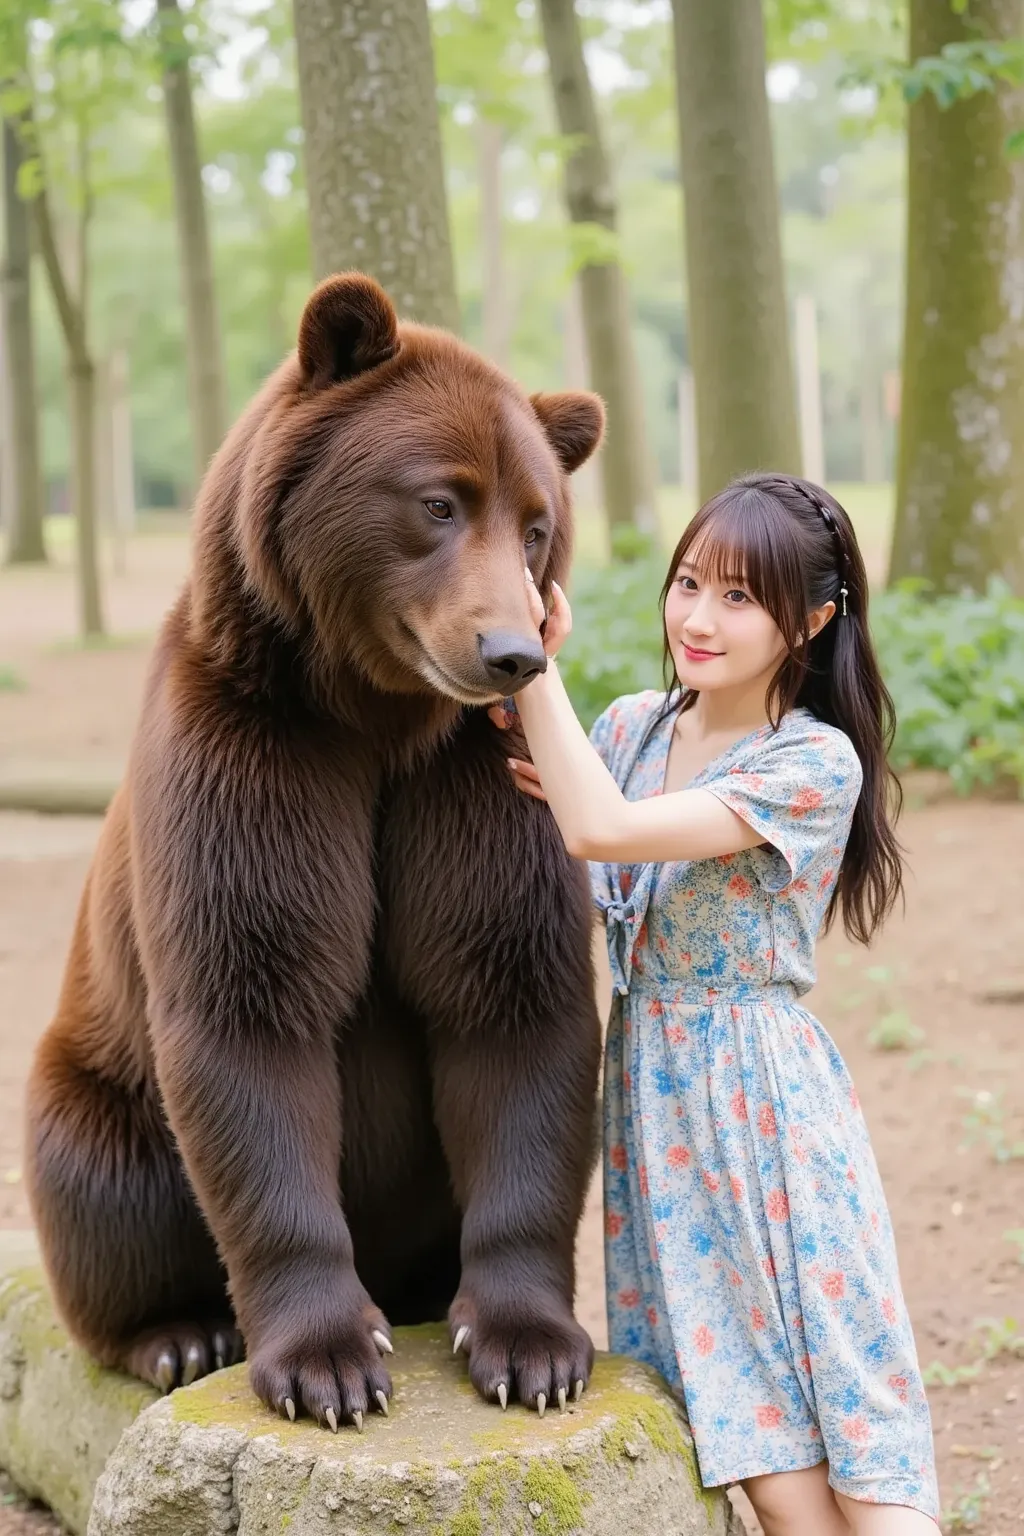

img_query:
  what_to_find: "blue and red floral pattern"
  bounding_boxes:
[589,691,938,1518]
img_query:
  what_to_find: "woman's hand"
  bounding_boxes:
[487,572,572,776]
[530,572,572,659]
[506,756,546,800]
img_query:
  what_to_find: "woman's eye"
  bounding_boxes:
[677,575,697,591]
[424,498,453,521]
[726,589,750,604]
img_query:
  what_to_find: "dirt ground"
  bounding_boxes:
[1,537,1023,1533]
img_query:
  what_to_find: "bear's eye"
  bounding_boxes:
[525,528,542,548]
[424,498,453,521]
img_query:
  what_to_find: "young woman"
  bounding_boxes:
[493,474,939,1534]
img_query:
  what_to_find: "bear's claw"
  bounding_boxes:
[453,1325,470,1355]
[372,1329,393,1355]
[325,1407,338,1433]
[181,1342,203,1387]
[497,1382,508,1410]
[155,1351,176,1394]
[352,1410,363,1433]
[285,1397,296,1421]
[536,1392,546,1418]
[375,1389,389,1416]
[558,1387,567,1413]
[575,1378,584,1402]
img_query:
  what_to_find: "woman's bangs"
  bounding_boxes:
[676,489,793,616]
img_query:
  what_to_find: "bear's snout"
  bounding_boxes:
[478,630,548,692]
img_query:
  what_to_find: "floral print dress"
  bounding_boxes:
[589,691,938,1518]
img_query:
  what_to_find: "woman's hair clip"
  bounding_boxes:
[806,493,849,617]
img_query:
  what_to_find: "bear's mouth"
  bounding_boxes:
[398,622,501,707]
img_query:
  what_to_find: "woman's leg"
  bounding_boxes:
[742,1462,849,1536]
[834,1492,939,1534]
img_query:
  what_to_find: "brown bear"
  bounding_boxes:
[24,273,605,1432]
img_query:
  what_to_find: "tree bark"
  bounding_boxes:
[156,0,227,490]
[891,0,1024,593]
[670,0,801,501]
[292,0,458,330]
[537,0,657,536]
[1,116,46,564]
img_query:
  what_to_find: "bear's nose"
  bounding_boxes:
[478,631,548,689]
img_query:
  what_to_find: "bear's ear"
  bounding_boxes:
[530,390,605,475]
[297,272,400,391]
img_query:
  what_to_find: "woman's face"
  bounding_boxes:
[663,556,789,696]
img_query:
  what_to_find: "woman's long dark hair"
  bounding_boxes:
[659,472,902,945]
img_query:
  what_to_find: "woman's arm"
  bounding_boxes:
[512,659,762,865]
[499,576,762,866]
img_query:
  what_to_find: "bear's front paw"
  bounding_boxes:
[249,1293,394,1431]
[450,1297,594,1415]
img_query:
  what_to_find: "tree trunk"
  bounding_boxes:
[891,0,1024,593]
[33,160,104,636]
[69,355,102,635]
[292,0,458,330]
[479,116,506,367]
[156,0,227,490]
[1,116,46,564]
[670,0,801,501]
[537,0,657,536]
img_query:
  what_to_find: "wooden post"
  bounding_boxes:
[677,367,697,493]
[109,348,135,560]
[479,117,507,368]
[0,308,11,546]
[794,292,825,486]
[563,279,599,514]
[93,353,117,572]
[859,356,885,485]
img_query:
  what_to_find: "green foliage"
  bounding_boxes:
[559,541,667,733]
[872,582,1024,792]
[560,566,1024,792]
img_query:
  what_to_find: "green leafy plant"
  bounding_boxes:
[0,666,25,692]
[957,1089,1024,1164]
[942,1472,991,1531]
[873,580,1024,793]
[923,1316,1024,1388]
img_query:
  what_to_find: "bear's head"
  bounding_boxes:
[227,273,604,708]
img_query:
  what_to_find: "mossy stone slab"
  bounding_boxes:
[0,1246,739,1536]
[92,1325,737,1535]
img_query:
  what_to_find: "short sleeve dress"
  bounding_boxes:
[589,691,938,1519]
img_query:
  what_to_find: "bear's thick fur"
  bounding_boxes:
[24,275,606,1431]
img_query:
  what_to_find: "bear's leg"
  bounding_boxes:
[26,1021,241,1391]
[380,711,603,1412]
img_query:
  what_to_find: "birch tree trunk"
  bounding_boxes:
[891,0,1024,593]
[1,116,46,563]
[537,0,657,536]
[292,0,458,331]
[156,0,227,490]
[670,0,800,500]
